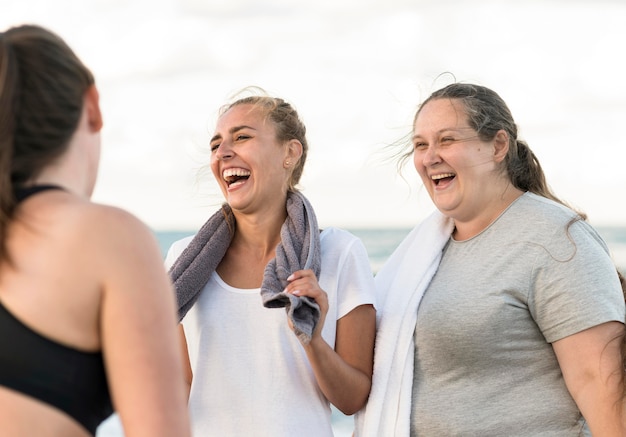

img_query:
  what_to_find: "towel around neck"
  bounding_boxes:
[168,191,322,344]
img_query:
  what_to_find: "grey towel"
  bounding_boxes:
[169,191,322,344]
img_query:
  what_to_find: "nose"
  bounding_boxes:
[215,140,234,161]
[419,144,441,167]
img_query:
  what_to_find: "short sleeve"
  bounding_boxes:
[530,221,625,343]
[320,228,376,319]
[164,235,194,270]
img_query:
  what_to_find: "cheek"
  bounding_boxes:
[413,153,426,175]
[209,157,220,180]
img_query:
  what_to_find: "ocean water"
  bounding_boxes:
[153,226,626,273]
[153,228,415,273]
[96,225,626,437]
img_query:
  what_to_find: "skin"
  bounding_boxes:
[0,86,191,437]
[412,98,523,240]
[177,103,375,415]
[413,97,626,434]
[553,322,625,435]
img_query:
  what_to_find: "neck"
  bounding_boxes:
[231,206,286,259]
[452,186,524,240]
[32,144,93,199]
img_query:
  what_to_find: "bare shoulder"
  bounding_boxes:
[61,200,161,262]
[84,202,153,237]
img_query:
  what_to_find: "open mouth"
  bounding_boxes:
[223,168,251,187]
[431,173,455,186]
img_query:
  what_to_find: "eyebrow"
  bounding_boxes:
[412,126,474,140]
[210,125,256,143]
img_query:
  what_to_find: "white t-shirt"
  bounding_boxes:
[165,227,376,437]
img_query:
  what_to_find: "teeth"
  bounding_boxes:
[223,168,251,179]
[431,173,455,180]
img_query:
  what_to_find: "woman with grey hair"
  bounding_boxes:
[357,83,626,436]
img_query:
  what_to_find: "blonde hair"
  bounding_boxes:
[219,88,308,192]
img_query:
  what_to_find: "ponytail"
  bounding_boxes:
[508,140,544,193]
[508,140,588,220]
[0,25,94,264]
[0,30,19,263]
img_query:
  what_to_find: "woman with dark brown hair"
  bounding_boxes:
[0,24,190,437]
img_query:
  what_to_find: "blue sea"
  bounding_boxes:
[152,226,626,273]
[96,226,626,437]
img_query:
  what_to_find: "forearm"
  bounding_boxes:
[178,325,193,400]
[284,270,375,415]
[572,371,625,436]
[554,322,626,436]
[303,336,372,415]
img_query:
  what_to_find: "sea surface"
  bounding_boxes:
[153,226,626,273]
[96,225,626,437]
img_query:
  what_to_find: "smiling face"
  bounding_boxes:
[209,103,297,214]
[413,98,515,229]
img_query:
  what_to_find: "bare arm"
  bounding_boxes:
[178,324,193,399]
[285,269,376,415]
[553,321,626,436]
[97,208,191,437]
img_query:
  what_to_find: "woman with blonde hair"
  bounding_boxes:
[166,90,376,436]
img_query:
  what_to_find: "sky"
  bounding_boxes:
[2,0,626,231]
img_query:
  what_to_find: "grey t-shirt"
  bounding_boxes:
[410,193,625,436]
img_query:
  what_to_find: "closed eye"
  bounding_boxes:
[440,137,455,145]
[441,134,479,145]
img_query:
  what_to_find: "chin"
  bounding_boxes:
[433,200,460,217]
[224,196,247,211]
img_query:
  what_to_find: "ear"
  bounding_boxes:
[285,139,303,165]
[493,130,509,163]
[85,85,103,132]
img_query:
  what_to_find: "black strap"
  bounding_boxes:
[14,185,64,202]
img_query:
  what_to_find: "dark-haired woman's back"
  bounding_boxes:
[0,24,190,437]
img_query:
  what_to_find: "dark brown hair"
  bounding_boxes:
[0,24,94,262]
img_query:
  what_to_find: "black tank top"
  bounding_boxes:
[0,185,113,434]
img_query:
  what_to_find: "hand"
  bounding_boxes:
[283,269,329,341]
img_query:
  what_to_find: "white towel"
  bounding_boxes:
[355,210,453,437]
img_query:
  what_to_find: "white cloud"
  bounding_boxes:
[2,0,625,230]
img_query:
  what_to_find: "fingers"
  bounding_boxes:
[284,270,329,341]
[283,269,323,298]
[283,269,329,313]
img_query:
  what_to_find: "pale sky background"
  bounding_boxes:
[2,0,625,231]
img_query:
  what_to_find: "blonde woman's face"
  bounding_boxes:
[209,104,291,214]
